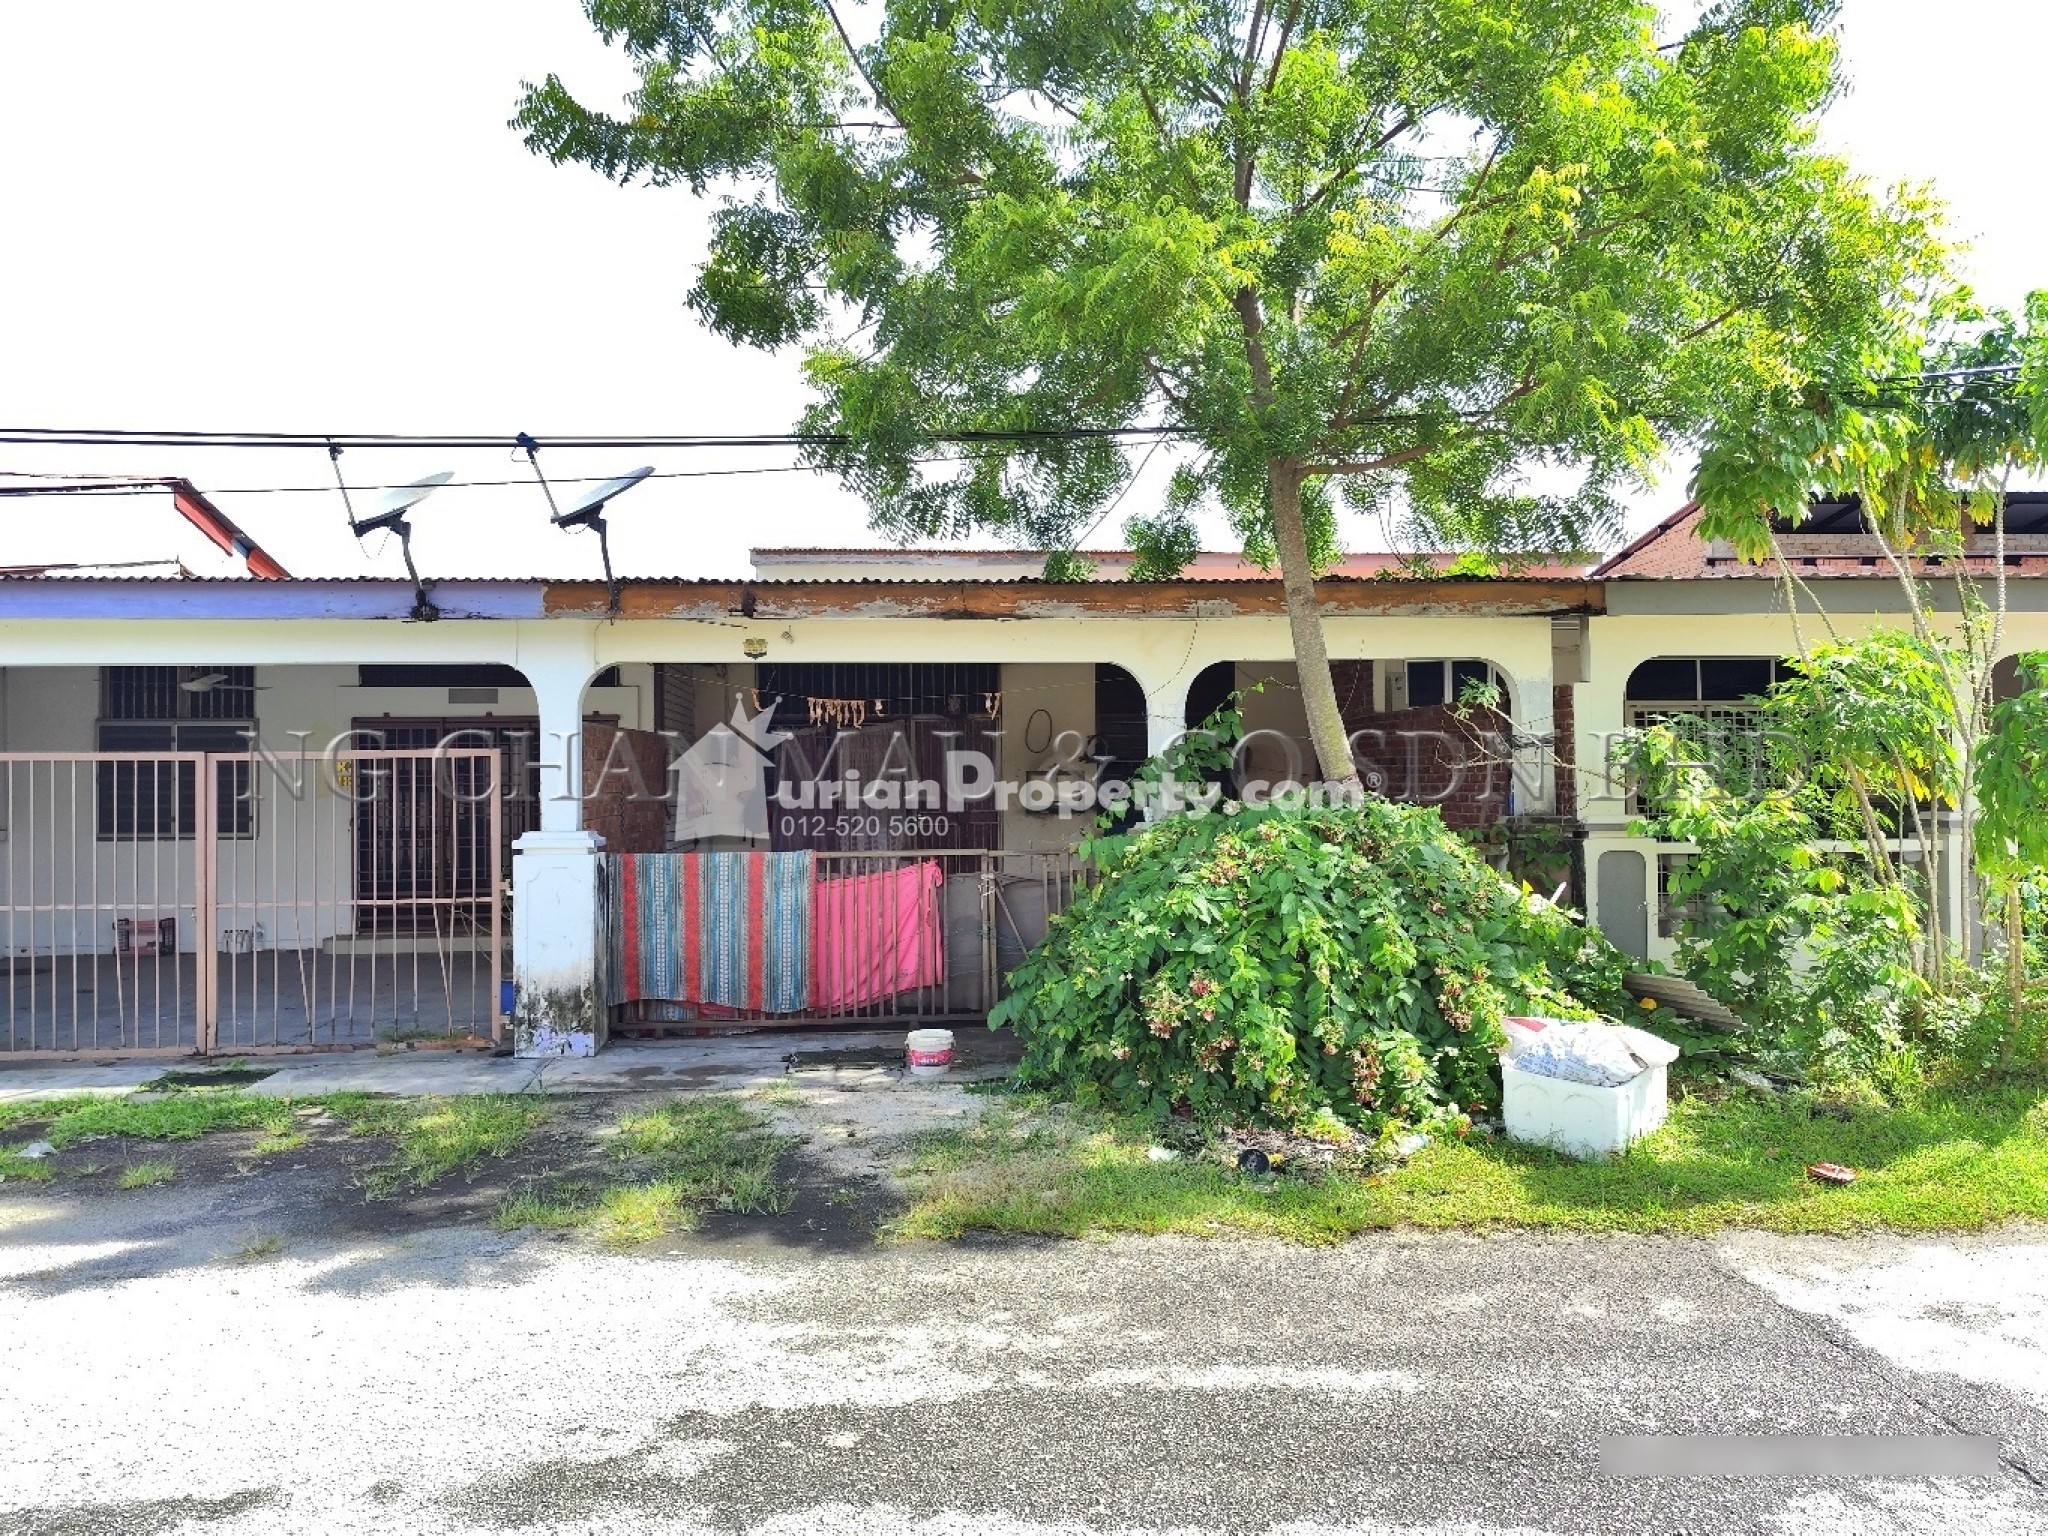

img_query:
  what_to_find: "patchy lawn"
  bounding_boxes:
[1,1091,296,1146]
[321,1093,554,1199]
[890,1079,2048,1243]
[0,1089,556,1202]
[496,1096,795,1245]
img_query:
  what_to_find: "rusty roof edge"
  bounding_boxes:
[542,574,1607,618]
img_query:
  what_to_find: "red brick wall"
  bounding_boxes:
[581,720,672,853]
[1346,703,1510,830]
[1551,683,1577,819]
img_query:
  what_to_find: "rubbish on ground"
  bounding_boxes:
[1503,1017,1680,1084]
[1729,1068,1779,1093]
[1806,1162,1858,1186]
[1236,1148,1272,1175]
[1146,1146,1179,1162]
[905,1027,954,1077]
[1392,1133,1430,1160]
[1508,1019,1675,1088]
[1499,1023,1674,1161]
[17,1141,55,1160]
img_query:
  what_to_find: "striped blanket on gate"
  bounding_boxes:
[607,851,814,1014]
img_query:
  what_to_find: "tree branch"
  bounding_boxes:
[1301,443,1439,477]
[1263,2,1305,97]
[820,2,905,129]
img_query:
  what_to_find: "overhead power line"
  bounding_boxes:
[0,452,1012,502]
[0,425,1186,451]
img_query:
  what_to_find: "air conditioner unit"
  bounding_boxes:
[113,917,177,957]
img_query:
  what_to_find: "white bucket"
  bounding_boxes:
[906,1028,954,1077]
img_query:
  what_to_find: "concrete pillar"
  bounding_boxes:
[511,829,608,1057]
[510,630,607,1056]
[1132,670,1193,820]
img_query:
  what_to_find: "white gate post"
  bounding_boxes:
[510,636,608,1057]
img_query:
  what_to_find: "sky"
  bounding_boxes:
[0,1,2039,580]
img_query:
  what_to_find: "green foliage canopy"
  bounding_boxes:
[520,0,1931,558]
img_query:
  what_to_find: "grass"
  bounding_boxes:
[889,1078,2048,1244]
[496,1096,793,1245]
[117,1160,178,1189]
[251,1130,308,1157]
[322,1093,552,1199]
[0,1151,57,1183]
[0,1092,296,1146]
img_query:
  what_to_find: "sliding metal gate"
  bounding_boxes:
[0,749,504,1056]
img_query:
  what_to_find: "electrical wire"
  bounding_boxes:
[0,425,1187,451]
[0,452,1020,501]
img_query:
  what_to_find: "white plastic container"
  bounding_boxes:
[1500,1054,1667,1161]
[906,1028,954,1077]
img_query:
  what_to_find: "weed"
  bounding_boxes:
[231,1233,284,1263]
[0,1092,294,1147]
[118,1161,178,1189]
[0,1151,56,1184]
[495,1097,792,1246]
[495,1182,598,1231]
[251,1131,308,1157]
[323,1093,551,1199]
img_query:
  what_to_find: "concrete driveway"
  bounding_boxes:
[2,1172,2044,1536]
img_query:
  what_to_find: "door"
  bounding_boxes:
[349,719,535,935]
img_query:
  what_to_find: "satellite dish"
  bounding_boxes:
[353,472,454,537]
[554,466,655,529]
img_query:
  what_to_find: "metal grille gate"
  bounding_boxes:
[1,749,504,1056]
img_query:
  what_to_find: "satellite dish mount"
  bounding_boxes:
[330,443,451,623]
[519,433,650,618]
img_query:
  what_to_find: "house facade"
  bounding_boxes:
[1,494,2042,1060]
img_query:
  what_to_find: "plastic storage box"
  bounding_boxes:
[1500,1053,1668,1161]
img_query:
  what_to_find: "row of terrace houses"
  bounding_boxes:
[2,487,2044,1059]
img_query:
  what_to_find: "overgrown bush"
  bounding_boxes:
[991,798,1628,1133]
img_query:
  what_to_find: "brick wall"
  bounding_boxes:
[1551,683,1577,819]
[581,719,672,854]
[1346,703,1510,831]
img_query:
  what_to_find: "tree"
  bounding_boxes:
[518,0,1939,785]
[1692,290,2048,968]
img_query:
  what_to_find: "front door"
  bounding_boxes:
[349,719,536,934]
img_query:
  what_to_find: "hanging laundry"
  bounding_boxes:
[607,851,814,1014]
[813,859,946,1011]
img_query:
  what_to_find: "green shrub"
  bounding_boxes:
[991,799,1628,1131]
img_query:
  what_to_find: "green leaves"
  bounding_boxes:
[1978,653,2048,884]
[996,797,1627,1132]
[519,0,1936,559]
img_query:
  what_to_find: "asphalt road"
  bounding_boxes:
[2,1174,2045,1536]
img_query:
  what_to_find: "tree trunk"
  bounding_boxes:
[1270,460,1361,788]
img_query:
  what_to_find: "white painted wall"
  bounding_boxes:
[1576,588,2048,963]
[0,659,652,958]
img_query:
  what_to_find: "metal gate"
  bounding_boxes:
[0,748,504,1056]
[610,848,1090,1030]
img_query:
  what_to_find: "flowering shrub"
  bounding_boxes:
[990,799,1628,1131]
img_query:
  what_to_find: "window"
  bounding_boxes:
[1623,656,1795,805]
[96,667,257,839]
[1403,659,1506,710]
[1624,656,1795,704]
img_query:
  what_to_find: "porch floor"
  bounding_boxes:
[0,1028,1023,1098]
[3,950,499,1054]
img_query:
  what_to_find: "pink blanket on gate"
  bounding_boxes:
[813,860,946,1011]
